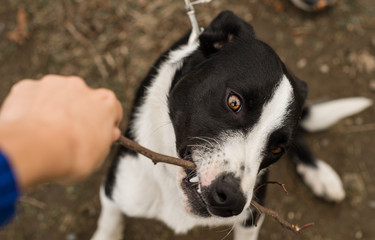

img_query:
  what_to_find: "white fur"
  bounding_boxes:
[242,75,293,206]
[234,215,264,240]
[91,187,124,240]
[93,42,295,240]
[301,97,373,132]
[297,159,345,202]
[96,41,250,234]
[192,76,294,213]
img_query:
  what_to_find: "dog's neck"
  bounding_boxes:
[132,37,200,158]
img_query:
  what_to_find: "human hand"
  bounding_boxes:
[0,75,122,188]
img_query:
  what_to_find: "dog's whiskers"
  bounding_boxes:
[189,136,216,147]
[150,121,173,138]
[182,153,193,161]
[213,225,234,233]
[185,167,198,179]
[219,223,235,240]
[200,136,221,146]
[187,144,211,152]
[242,208,255,228]
[187,171,198,180]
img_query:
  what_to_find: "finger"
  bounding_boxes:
[114,99,123,127]
[113,127,121,141]
[66,76,88,88]
[94,88,123,126]
[41,75,88,89]
[10,79,36,93]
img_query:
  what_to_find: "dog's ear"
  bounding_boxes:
[199,11,255,55]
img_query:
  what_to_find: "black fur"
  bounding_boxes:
[168,11,305,171]
[104,32,192,198]
[105,10,315,222]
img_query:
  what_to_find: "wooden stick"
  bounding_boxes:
[118,136,196,170]
[117,135,314,233]
[253,181,288,194]
[251,201,314,233]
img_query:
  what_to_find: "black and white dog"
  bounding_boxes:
[92,11,372,240]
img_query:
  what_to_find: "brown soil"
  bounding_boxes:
[1,0,375,239]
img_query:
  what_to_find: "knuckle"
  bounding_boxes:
[98,89,117,103]
[40,75,87,88]
[67,76,86,87]
[105,90,117,102]
[11,79,35,92]
[67,76,84,82]
[40,74,61,83]
[41,74,57,80]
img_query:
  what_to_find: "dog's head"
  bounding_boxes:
[169,11,307,218]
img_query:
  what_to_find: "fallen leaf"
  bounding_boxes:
[6,7,29,45]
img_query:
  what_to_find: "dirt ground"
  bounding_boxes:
[0,0,375,239]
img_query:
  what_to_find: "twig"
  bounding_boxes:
[117,135,314,233]
[64,21,109,79]
[253,181,288,194]
[252,182,314,233]
[251,201,314,233]
[19,196,46,209]
[6,7,29,45]
[118,136,196,170]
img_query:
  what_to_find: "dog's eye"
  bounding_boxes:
[271,147,283,155]
[227,94,242,112]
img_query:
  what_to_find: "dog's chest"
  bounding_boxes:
[114,154,248,233]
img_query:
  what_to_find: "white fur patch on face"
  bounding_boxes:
[297,159,345,202]
[192,75,294,209]
[241,75,293,203]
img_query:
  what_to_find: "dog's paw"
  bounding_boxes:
[297,159,345,202]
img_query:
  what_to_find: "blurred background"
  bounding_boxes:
[0,0,374,239]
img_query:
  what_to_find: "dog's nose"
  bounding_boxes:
[206,173,246,217]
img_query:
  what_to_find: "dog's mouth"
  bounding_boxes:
[181,168,211,217]
[179,150,211,217]
[179,146,251,218]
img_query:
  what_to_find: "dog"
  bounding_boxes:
[92,11,372,240]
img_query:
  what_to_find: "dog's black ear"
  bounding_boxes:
[199,11,255,55]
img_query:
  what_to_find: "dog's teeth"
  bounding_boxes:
[197,184,202,194]
[189,176,199,183]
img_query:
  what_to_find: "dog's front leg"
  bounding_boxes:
[233,215,264,240]
[290,135,345,202]
[91,186,124,240]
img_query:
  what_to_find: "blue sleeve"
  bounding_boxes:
[0,151,20,227]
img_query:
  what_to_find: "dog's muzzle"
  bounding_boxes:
[180,146,247,218]
[205,173,246,217]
